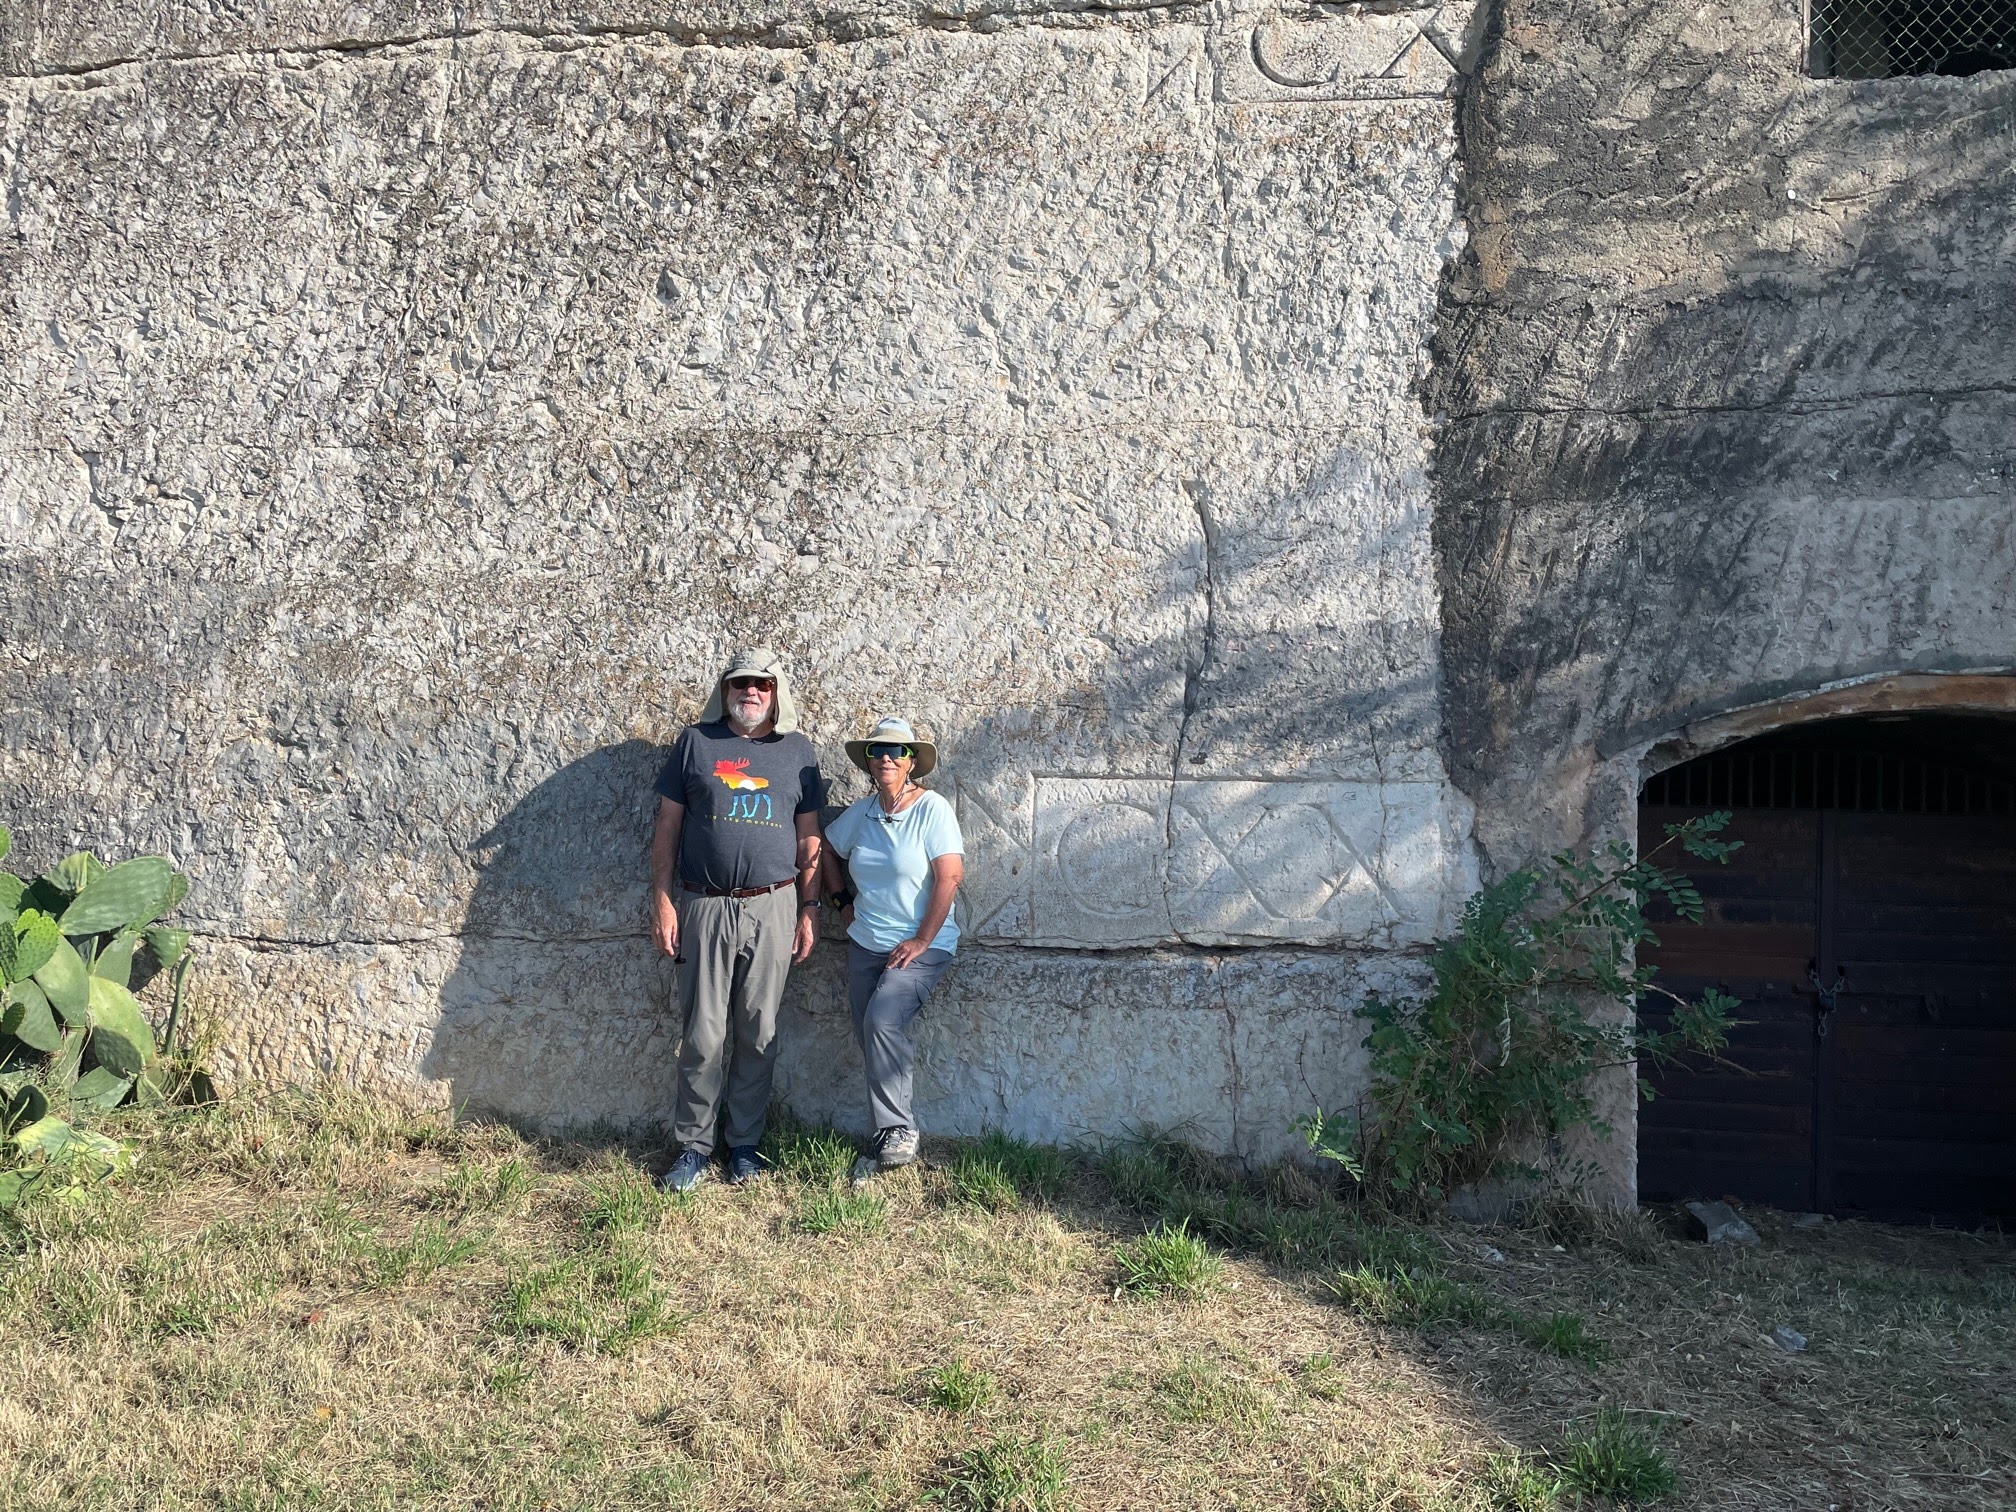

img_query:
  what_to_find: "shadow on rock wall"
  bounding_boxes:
[423,737,682,1129]
[417,449,1442,1150]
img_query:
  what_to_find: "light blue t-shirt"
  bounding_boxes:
[827,789,964,954]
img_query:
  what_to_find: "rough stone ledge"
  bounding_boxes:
[181,933,1421,1163]
[1,0,1215,82]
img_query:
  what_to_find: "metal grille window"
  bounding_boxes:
[1808,0,2016,77]
[1641,745,2016,815]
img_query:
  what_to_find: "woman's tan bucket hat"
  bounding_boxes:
[845,716,937,779]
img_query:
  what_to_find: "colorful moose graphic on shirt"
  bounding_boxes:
[713,757,775,821]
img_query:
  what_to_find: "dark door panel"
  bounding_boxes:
[1638,768,2016,1221]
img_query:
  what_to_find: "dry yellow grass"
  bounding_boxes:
[1,1085,2010,1511]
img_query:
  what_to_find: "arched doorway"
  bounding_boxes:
[1637,713,2016,1221]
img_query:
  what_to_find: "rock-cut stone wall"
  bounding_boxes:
[0,2,1487,1160]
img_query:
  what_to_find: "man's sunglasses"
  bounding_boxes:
[866,743,915,760]
[726,676,776,691]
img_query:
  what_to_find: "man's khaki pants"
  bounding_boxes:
[672,885,795,1155]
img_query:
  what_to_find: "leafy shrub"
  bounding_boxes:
[934,1432,1068,1512]
[1300,814,1742,1204]
[1113,1220,1220,1300]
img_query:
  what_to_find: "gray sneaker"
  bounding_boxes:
[850,1126,919,1185]
[660,1149,708,1194]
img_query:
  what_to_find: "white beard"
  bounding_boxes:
[726,707,768,735]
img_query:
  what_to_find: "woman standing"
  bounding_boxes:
[821,716,964,1184]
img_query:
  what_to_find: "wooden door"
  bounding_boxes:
[1637,808,1821,1210]
[1637,788,2016,1220]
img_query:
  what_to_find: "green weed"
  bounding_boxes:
[933,1432,1068,1512]
[925,1357,997,1413]
[797,1187,886,1235]
[1479,1448,1564,1511]
[580,1164,682,1237]
[946,1156,1022,1213]
[484,1356,534,1399]
[1326,1262,1491,1328]
[1299,1351,1349,1402]
[1514,1309,1609,1363]
[363,1218,482,1286]
[962,1131,1071,1200]
[426,1156,534,1215]
[1556,1410,1676,1503]
[501,1250,683,1354]
[1113,1220,1221,1300]
[761,1114,857,1186]
[1156,1357,1272,1428]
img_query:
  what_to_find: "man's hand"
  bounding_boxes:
[887,936,930,970]
[652,892,680,959]
[792,907,817,964]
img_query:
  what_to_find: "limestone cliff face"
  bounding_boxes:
[1431,0,2016,867]
[0,2,1483,1156]
[8,1,2006,1179]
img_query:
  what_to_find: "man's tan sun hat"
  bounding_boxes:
[699,647,800,734]
[846,716,937,779]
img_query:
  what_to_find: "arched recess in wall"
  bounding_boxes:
[1632,674,2016,1223]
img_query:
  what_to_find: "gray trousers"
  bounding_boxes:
[846,940,954,1134]
[672,886,797,1155]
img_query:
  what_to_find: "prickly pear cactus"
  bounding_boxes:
[0,831,196,1163]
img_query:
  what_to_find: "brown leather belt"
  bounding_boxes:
[681,877,797,899]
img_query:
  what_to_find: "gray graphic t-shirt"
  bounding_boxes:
[654,723,824,891]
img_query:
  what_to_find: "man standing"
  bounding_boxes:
[650,649,824,1191]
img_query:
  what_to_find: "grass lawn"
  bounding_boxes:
[1,1087,2011,1511]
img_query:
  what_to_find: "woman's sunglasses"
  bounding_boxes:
[866,743,915,760]
[726,676,776,691]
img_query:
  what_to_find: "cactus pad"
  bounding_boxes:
[91,930,138,990]
[144,926,191,972]
[2,1082,47,1135]
[70,1067,132,1111]
[3,980,63,1053]
[60,857,176,937]
[34,938,92,1027]
[6,910,62,983]
[86,977,157,1077]
[42,852,103,898]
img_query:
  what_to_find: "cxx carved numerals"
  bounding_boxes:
[1210,3,1480,105]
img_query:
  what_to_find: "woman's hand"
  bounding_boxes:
[887,936,931,970]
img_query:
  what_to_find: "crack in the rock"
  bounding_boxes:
[1163,474,1221,946]
[1447,379,2016,425]
[4,0,1207,83]
[195,927,646,949]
